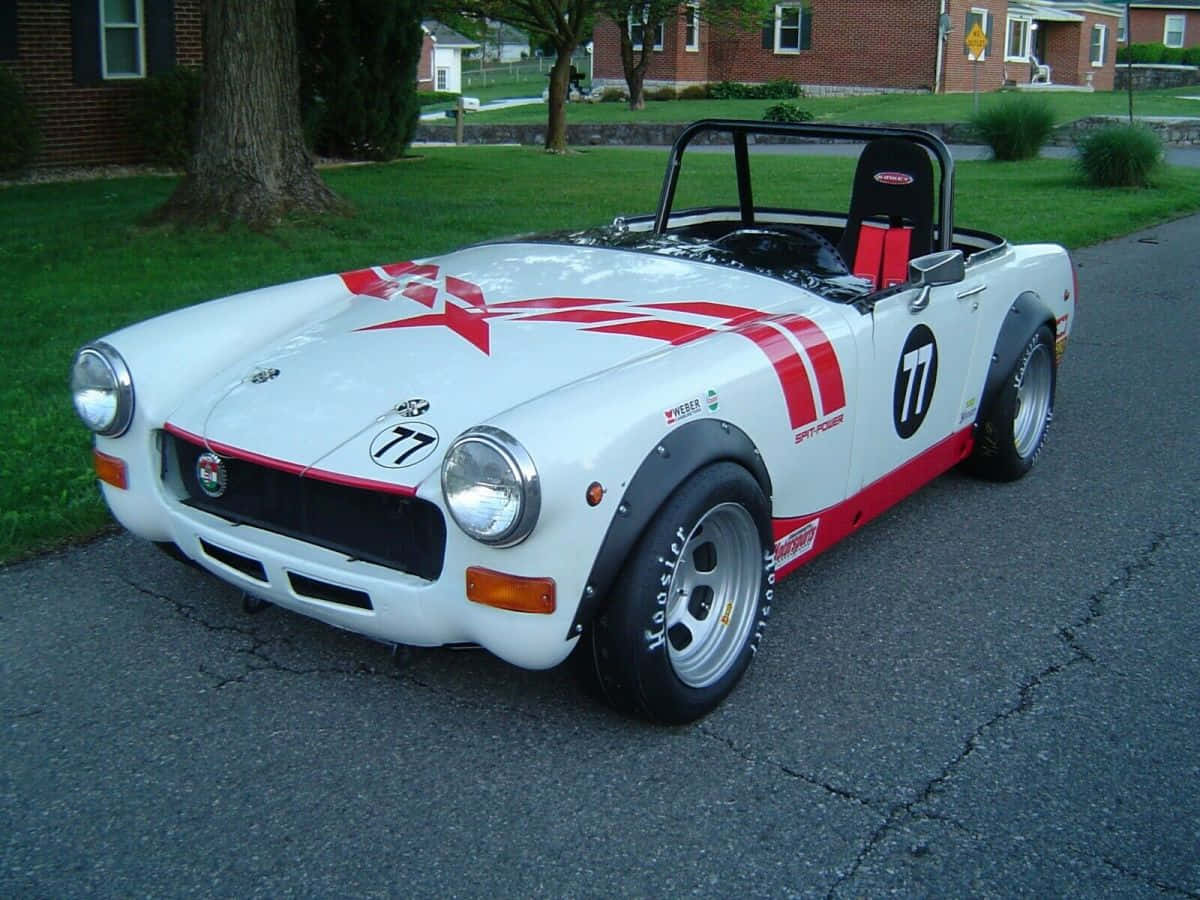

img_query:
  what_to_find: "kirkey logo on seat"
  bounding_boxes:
[874,171,915,186]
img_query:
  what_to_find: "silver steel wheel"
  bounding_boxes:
[665,502,762,689]
[1013,341,1053,459]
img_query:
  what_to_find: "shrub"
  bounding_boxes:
[707,79,802,100]
[647,86,677,101]
[1076,124,1162,188]
[1184,46,1200,65]
[599,87,628,103]
[128,66,203,167]
[1117,42,1166,64]
[297,0,423,161]
[678,84,708,100]
[762,102,813,123]
[970,95,1055,161]
[0,67,41,174]
[1161,46,1187,64]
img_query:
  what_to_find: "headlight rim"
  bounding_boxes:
[441,425,540,547]
[71,341,134,438]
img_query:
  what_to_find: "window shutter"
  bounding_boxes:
[70,0,102,85]
[145,0,177,75]
[801,1,812,50]
[984,12,994,55]
[762,25,773,49]
[0,0,17,61]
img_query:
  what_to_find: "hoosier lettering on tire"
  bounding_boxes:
[579,463,774,724]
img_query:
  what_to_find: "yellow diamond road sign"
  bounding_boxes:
[966,23,988,60]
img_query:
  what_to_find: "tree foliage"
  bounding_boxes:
[297,0,425,161]
[433,0,592,152]
[596,0,771,109]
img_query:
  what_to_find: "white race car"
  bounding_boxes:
[71,121,1075,723]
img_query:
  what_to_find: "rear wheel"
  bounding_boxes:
[967,325,1055,481]
[578,463,773,724]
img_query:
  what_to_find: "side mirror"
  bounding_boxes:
[906,249,964,313]
[908,249,965,287]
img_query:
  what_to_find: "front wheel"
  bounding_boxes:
[967,325,1056,482]
[578,462,774,724]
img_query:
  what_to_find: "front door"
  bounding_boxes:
[856,279,983,490]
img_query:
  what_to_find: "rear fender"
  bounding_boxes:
[566,418,771,640]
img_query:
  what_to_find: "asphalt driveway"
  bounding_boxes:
[3,215,1198,897]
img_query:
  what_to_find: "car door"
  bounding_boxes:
[855,274,985,490]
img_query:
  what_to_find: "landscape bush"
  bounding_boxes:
[971,95,1055,161]
[297,0,423,161]
[678,84,708,100]
[128,66,203,167]
[0,67,41,174]
[599,86,628,102]
[417,90,459,107]
[707,79,802,100]
[1076,124,1162,187]
[762,102,813,123]
[1117,42,1167,64]
[647,86,677,101]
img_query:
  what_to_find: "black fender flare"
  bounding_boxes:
[978,291,1057,426]
[566,418,772,640]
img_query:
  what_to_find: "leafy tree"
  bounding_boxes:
[598,0,771,110]
[156,0,343,227]
[297,0,425,161]
[436,0,592,153]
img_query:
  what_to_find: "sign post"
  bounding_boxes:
[965,23,988,114]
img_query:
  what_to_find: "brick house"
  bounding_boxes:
[592,1,1121,95]
[1,1,203,167]
[1117,1,1200,48]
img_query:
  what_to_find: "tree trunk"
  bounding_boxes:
[545,50,572,153]
[618,31,650,110]
[155,0,344,228]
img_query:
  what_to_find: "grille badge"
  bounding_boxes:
[196,452,228,498]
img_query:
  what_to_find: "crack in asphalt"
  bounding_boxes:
[1101,856,1200,899]
[816,532,1200,897]
[753,527,1191,898]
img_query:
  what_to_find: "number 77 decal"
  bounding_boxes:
[894,324,939,439]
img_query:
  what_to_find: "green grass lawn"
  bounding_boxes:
[5,146,1200,563]
[431,86,1200,126]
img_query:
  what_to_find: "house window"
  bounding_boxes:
[1005,16,1031,61]
[629,15,665,51]
[965,8,990,60]
[686,3,700,52]
[100,0,145,78]
[1090,23,1106,66]
[774,4,803,53]
[436,67,448,91]
[1117,10,1127,43]
[1164,14,1186,49]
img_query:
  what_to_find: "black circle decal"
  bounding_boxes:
[369,422,439,468]
[893,324,938,439]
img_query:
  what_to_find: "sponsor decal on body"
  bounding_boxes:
[341,269,848,440]
[664,389,719,426]
[774,519,819,568]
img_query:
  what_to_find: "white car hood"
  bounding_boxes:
[165,242,815,488]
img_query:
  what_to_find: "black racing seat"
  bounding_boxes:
[837,138,935,290]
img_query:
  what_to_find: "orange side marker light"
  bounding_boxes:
[93,448,128,490]
[466,567,556,614]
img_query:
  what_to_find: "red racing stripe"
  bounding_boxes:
[776,315,846,414]
[583,319,715,345]
[736,322,817,428]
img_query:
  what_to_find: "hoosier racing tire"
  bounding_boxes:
[579,462,774,724]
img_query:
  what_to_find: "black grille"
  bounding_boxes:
[165,433,446,581]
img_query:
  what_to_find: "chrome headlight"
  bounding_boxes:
[441,426,540,546]
[70,342,134,437]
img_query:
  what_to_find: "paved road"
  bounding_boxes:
[3,217,1199,897]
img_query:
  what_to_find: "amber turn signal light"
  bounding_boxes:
[93,448,128,490]
[466,567,556,614]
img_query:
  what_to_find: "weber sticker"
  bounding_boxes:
[664,390,718,426]
[775,519,819,568]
